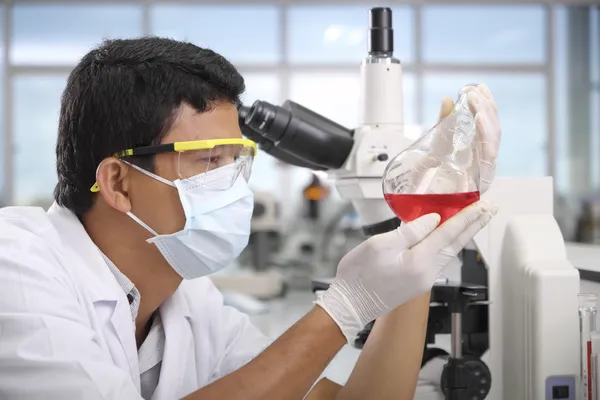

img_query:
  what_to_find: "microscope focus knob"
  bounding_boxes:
[441,356,491,400]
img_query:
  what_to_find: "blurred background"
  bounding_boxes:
[0,0,598,385]
[0,0,597,244]
[0,1,598,243]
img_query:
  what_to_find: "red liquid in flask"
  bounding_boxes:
[384,191,480,224]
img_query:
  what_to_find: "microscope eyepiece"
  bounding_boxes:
[368,7,393,55]
[242,99,354,170]
[245,100,288,141]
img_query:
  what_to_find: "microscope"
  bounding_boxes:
[239,7,581,399]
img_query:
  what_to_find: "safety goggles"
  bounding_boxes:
[90,138,257,192]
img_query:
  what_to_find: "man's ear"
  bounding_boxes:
[95,157,132,213]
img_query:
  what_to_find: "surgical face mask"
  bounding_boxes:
[126,163,254,279]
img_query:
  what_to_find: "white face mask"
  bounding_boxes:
[126,163,254,279]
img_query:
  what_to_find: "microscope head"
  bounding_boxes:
[368,7,394,57]
[240,100,354,171]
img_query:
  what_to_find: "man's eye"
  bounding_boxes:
[198,156,219,164]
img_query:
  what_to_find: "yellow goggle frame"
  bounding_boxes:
[90,138,257,192]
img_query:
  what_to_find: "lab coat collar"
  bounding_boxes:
[152,287,194,399]
[46,203,122,304]
[46,203,141,386]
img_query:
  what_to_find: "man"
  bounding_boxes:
[0,38,500,399]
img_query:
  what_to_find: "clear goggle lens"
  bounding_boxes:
[176,144,254,190]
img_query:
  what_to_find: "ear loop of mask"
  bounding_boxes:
[117,160,174,238]
[127,211,159,237]
[122,160,176,188]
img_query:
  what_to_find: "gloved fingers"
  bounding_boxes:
[421,200,495,250]
[438,96,455,121]
[433,95,458,149]
[475,114,500,162]
[363,212,439,252]
[444,206,497,255]
[468,86,497,117]
[396,213,442,249]
[431,114,458,155]
[467,90,488,117]
[480,86,498,117]
[477,84,497,110]
[474,114,501,195]
[478,159,496,194]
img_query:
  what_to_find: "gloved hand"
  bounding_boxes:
[436,84,501,195]
[315,200,498,343]
[400,85,500,196]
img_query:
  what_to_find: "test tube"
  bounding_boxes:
[591,331,600,400]
[592,353,598,400]
[580,293,598,400]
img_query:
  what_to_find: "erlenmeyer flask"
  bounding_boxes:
[382,85,480,224]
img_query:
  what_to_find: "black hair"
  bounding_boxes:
[54,37,245,216]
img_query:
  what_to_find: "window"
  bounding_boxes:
[150,5,280,65]
[288,5,413,64]
[11,5,142,65]
[0,5,4,204]
[590,6,600,188]
[554,7,569,193]
[289,71,416,128]
[13,75,67,206]
[422,5,546,64]
[240,73,280,106]
[423,74,547,178]
[554,6,600,193]
[591,7,599,84]
[290,72,361,128]
[1,3,559,210]
[592,86,599,189]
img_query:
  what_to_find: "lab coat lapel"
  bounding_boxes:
[107,298,141,388]
[152,290,194,400]
[46,203,141,389]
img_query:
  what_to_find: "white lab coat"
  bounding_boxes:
[0,203,271,400]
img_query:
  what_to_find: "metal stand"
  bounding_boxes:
[435,284,492,400]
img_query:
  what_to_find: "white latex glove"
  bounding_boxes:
[315,200,498,343]
[400,85,500,196]
[470,85,501,193]
[435,84,501,195]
